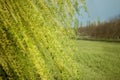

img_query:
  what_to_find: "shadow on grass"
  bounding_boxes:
[75,37,120,43]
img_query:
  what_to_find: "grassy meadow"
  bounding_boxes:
[75,14,120,80]
[72,40,120,80]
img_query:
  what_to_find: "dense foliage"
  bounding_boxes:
[0,0,87,80]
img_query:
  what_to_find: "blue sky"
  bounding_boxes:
[78,0,120,26]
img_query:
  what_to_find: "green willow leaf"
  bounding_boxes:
[0,0,87,80]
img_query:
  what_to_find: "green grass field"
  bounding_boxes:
[73,40,120,80]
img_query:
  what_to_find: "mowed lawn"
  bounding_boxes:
[73,40,120,80]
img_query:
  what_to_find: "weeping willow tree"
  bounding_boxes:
[0,0,87,80]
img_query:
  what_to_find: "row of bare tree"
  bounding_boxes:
[77,18,120,39]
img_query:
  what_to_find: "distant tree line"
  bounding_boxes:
[77,17,120,39]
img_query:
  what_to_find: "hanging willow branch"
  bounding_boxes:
[0,0,87,80]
